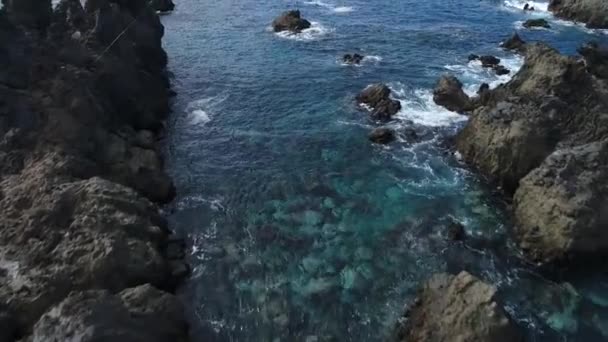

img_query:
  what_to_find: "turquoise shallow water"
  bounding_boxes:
[161,0,608,340]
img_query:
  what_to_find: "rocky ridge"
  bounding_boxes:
[432,36,608,266]
[0,0,189,341]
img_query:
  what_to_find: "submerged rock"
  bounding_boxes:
[523,18,551,29]
[272,10,312,33]
[369,127,395,144]
[501,33,527,52]
[447,219,466,241]
[432,75,473,113]
[357,84,402,120]
[394,272,521,342]
[549,0,608,29]
[343,53,365,65]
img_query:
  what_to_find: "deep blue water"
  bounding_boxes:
[161,0,608,341]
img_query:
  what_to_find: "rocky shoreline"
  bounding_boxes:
[0,0,188,341]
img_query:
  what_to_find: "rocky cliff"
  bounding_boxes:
[0,0,189,340]
[549,0,608,29]
[436,41,608,266]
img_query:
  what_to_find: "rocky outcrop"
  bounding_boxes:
[272,10,311,33]
[514,140,608,264]
[394,272,521,342]
[549,0,608,28]
[0,0,188,340]
[357,84,402,120]
[523,18,551,29]
[432,75,473,113]
[454,43,608,265]
[369,127,395,144]
[501,33,526,52]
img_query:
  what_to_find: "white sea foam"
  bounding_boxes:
[274,22,332,41]
[339,55,382,67]
[386,83,468,127]
[185,96,226,126]
[444,54,524,96]
[304,0,354,13]
[503,0,549,13]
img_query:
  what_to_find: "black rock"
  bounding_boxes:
[468,54,480,62]
[501,33,526,52]
[477,83,490,95]
[493,65,511,75]
[480,55,501,68]
[272,10,312,33]
[369,127,395,144]
[523,18,551,29]
[447,220,466,241]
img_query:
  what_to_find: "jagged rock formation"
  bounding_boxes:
[432,75,473,113]
[549,0,608,28]
[357,84,402,120]
[272,10,311,33]
[394,272,521,342]
[448,42,608,265]
[523,18,551,29]
[0,0,189,340]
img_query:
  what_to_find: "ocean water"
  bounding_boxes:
[161,0,608,341]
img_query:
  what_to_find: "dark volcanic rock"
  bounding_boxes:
[343,53,365,65]
[0,0,188,339]
[578,41,608,79]
[151,0,176,12]
[523,18,551,28]
[468,54,480,62]
[493,64,511,75]
[455,43,608,265]
[549,0,608,29]
[432,75,473,113]
[501,33,526,52]
[369,127,395,144]
[477,82,490,95]
[394,272,521,342]
[447,219,466,241]
[480,55,501,67]
[272,10,311,33]
[357,84,402,120]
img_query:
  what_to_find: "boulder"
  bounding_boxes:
[549,0,608,29]
[357,84,402,120]
[523,18,551,29]
[480,55,501,68]
[369,127,395,144]
[493,64,511,76]
[578,41,608,79]
[432,75,473,113]
[468,54,480,62]
[501,33,526,52]
[477,83,490,95]
[514,140,608,265]
[29,285,188,342]
[394,272,521,342]
[272,10,311,33]
[447,219,466,241]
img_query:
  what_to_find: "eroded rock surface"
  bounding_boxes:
[549,0,608,28]
[453,43,608,265]
[432,75,473,113]
[394,272,521,342]
[0,0,188,340]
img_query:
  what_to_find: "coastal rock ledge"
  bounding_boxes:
[549,0,608,29]
[394,271,521,342]
[452,41,608,266]
[0,0,189,341]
